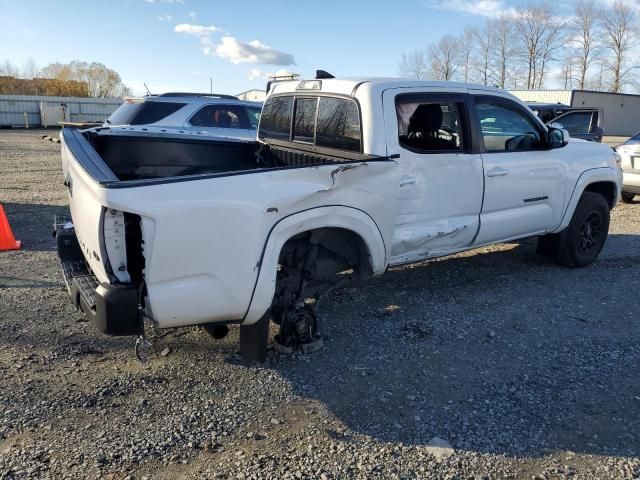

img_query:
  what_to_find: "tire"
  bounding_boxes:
[554,192,610,268]
[621,192,636,203]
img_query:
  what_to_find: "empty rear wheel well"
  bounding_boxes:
[278,227,373,281]
[584,181,616,209]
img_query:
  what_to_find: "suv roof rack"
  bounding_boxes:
[157,92,238,100]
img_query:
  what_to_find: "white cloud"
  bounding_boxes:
[215,37,295,65]
[158,14,172,21]
[248,68,264,80]
[428,0,515,18]
[175,24,296,66]
[188,11,197,19]
[174,23,221,36]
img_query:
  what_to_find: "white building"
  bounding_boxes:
[236,89,266,102]
[508,89,640,136]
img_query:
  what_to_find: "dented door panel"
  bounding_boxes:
[381,87,484,265]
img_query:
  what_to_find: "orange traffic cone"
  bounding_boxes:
[0,204,21,251]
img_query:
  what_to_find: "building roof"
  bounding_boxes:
[236,89,266,96]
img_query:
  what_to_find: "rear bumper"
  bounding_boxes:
[623,171,640,194]
[55,215,142,336]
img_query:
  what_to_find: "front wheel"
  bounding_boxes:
[621,192,636,203]
[553,192,610,268]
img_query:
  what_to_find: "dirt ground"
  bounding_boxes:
[1,128,639,479]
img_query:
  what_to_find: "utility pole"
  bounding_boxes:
[210,77,212,94]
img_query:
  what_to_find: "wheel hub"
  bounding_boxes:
[578,212,602,254]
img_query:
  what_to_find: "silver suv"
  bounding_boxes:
[105,93,262,141]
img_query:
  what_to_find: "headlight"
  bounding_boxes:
[613,151,622,169]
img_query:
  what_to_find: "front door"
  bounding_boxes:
[383,88,484,265]
[471,93,566,245]
[551,109,602,142]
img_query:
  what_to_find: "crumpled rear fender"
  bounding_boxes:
[243,206,387,324]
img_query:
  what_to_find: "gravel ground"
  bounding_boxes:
[1,128,639,480]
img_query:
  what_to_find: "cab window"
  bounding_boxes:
[396,96,466,152]
[475,97,544,152]
[260,95,361,152]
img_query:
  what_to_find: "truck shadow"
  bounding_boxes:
[1,202,69,252]
[268,234,640,458]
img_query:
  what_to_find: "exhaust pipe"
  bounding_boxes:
[203,324,229,340]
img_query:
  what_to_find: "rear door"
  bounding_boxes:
[471,93,566,245]
[382,87,484,264]
[185,103,257,140]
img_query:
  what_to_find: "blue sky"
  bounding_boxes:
[0,0,572,96]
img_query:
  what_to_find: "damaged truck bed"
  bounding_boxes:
[57,77,622,361]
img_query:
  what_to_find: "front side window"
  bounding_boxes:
[245,106,261,129]
[189,105,250,129]
[315,97,361,152]
[397,98,466,152]
[475,97,544,152]
[259,96,293,140]
[553,111,593,135]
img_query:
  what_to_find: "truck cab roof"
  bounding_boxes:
[268,77,515,98]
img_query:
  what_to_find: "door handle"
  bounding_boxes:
[400,175,416,187]
[486,167,509,177]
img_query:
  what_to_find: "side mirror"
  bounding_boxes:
[548,126,569,148]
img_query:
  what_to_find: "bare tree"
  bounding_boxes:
[569,0,601,89]
[428,35,461,81]
[41,61,130,97]
[559,58,576,89]
[398,50,428,79]
[473,24,494,85]
[600,0,637,93]
[21,57,40,79]
[0,60,20,77]
[537,15,566,88]
[458,27,476,83]
[513,3,566,89]
[492,14,516,88]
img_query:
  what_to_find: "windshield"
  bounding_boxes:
[625,131,640,144]
[246,106,261,129]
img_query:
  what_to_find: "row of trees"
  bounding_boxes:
[0,58,131,97]
[398,0,639,93]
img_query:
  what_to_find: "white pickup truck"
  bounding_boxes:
[57,78,623,361]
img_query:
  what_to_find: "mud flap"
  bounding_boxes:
[239,312,270,362]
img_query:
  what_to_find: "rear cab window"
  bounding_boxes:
[259,96,293,140]
[259,94,361,152]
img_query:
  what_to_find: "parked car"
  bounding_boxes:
[57,78,622,362]
[615,131,640,203]
[105,92,262,141]
[527,102,604,142]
